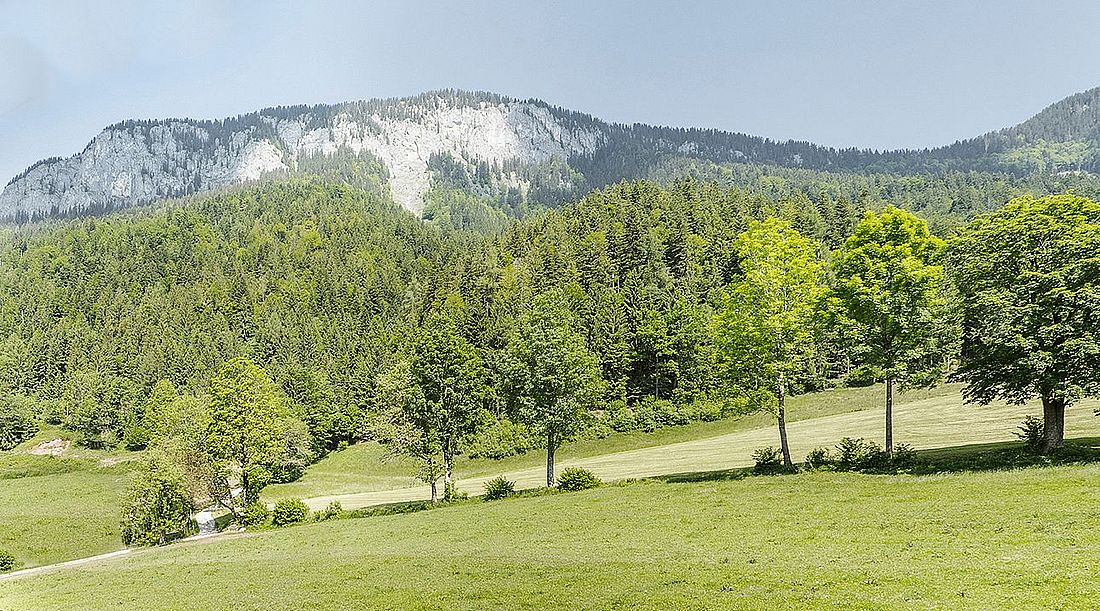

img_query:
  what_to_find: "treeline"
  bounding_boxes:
[2,179,1097,522]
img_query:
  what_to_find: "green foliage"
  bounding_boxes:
[501,291,605,485]
[483,476,516,500]
[804,447,831,470]
[120,452,196,546]
[241,501,272,527]
[313,501,343,522]
[948,194,1100,450]
[271,498,309,526]
[0,395,39,451]
[465,417,535,459]
[0,549,14,572]
[207,357,308,507]
[1015,416,1046,453]
[751,446,785,474]
[834,205,952,450]
[833,438,889,473]
[556,467,601,491]
[122,425,151,451]
[716,218,826,396]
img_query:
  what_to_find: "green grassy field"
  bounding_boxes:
[263,383,958,502]
[0,428,133,570]
[4,461,1099,609]
[4,382,1098,575]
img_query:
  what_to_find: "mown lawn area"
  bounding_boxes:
[264,382,957,501]
[5,463,1098,609]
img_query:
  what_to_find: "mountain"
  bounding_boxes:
[3,87,1100,223]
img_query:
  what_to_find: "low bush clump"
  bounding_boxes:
[0,550,15,572]
[891,443,919,470]
[1014,415,1045,452]
[465,417,536,459]
[804,447,831,470]
[272,498,310,526]
[241,500,272,527]
[313,501,343,522]
[557,467,601,491]
[752,446,786,474]
[121,425,151,451]
[483,475,516,500]
[832,438,915,472]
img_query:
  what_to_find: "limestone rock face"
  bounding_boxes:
[0,93,607,219]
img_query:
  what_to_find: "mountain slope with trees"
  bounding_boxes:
[5,87,1100,223]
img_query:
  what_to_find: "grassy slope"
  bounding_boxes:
[264,383,956,501]
[4,464,1098,609]
[0,428,133,569]
[267,384,1100,509]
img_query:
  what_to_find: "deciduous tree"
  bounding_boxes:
[948,194,1100,453]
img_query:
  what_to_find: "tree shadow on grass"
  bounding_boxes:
[648,436,1100,484]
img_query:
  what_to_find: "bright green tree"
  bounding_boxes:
[372,361,444,501]
[948,194,1100,453]
[407,311,489,498]
[715,218,827,467]
[501,292,605,486]
[835,206,950,454]
[120,451,196,546]
[206,357,298,512]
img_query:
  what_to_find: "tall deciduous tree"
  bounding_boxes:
[715,218,826,467]
[501,292,604,486]
[948,194,1100,453]
[206,357,296,512]
[835,206,950,454]
[407,311,489,499]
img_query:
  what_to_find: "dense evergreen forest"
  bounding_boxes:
[1,174,1097,511]
[0,178,871,456]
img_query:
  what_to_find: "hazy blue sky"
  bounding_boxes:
[2,0,1099,182]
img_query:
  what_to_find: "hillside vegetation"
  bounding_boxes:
[3,464,1099,609]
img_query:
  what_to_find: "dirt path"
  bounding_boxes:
[301,394,1100,510]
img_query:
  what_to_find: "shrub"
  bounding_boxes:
[608,401,637,432]
[0,550,14,572]
[804,447,832,470]
[313,501,343,522]
[483,475,515,500]
[271,498,309,526]
[120,453,196,545]
[466,417,535,459]
[834,437,866,471]
[1015,415,1045,452]
[557,467,601,491]
[122,425,151,451]
[833,437,890,472]
[0,396,39,451]
[752,446,785,474]
[686,399,723,422]
[891,443,918,470]
[241,501,272,527]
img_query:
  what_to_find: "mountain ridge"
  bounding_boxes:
[4,86,1100,222]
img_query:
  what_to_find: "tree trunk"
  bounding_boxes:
[240,469,250,507]
[546,429,557,487]
[885,376,894,456]
[430,479,438,503]
[777,375,792,468]
[443,441,454,500]
[1041,393,1066,454]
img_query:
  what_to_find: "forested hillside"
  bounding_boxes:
[0,178,871,456]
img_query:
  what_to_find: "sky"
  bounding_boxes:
[2,0,1100,183]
